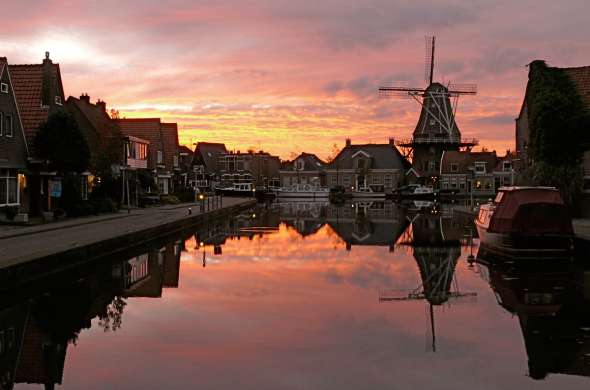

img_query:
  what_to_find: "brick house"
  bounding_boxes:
[439,150,497,196]
[0,57,27,214]
[9,52,66,216]
[279,152,326,188]
[190,142,228,191]
[217,150,280,190]
[116,118,179,195]
[326,139,408,193]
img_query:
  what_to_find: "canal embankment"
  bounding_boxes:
[0,197,256,271]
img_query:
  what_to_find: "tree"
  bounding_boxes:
[35,110,90,173]
[526,60,590,204]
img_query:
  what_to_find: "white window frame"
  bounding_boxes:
[0,83,8,93]
[503,161,512,172]
[0,112,3,136]
[173,155,179,167]
[157,150,163,164]
[475,161,486,174]
[55,96,62,105]
[0,169,19,206]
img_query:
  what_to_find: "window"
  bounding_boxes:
[384,174,392,188]
[157,150,163,164]
[0,169,18,206]
[55,96,62,105]
[0,112,2,136]
[372,175,382,184]
[173,155,179,167]
[428,160,437,171]
[0,83,7,93]
[475,161,486,174]
[429,119,436,126]
[450,163,459,172]
[4,115,12,137]
[330,175,337,185]
[503,161,512,171]
[297,160,305,170]
[343,176,351,186]
[356,158,366,170]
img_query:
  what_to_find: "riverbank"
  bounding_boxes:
[0,197,256,271]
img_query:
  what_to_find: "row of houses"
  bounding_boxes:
[0,53,187,219]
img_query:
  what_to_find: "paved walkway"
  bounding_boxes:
[574,219,590,242]
[0,197,255,268]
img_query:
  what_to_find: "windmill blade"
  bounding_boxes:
[448,83,477,95]
[424,36,435,85]
[379,86,425,98]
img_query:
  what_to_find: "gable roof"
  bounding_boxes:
[281,152,326,171]
[193,142,228,172]
[564,66,590,109]
[440,150,497,174]
[327,143,409,170]
[8,59,65,152]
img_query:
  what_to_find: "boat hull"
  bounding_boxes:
[475,221,574,257]
[278,191,329,199]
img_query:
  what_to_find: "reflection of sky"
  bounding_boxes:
[35,224,589,389]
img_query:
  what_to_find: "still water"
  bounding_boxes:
[4,201,590,389]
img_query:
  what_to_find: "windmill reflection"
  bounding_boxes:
[380,209,476,352]
[476,248,590,380]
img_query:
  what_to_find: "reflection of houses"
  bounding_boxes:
[279,152,327,187]
[326,139,408,193]
[480,256,590,380]
[326,202,408,250]
[190,142,228,192]
[218,150,281,190]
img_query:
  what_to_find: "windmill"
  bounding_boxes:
[378,36,478,184]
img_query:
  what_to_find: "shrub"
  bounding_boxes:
[160,195,180,205]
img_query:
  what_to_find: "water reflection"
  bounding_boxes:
[476,248,590,380]
[1,201,589,389]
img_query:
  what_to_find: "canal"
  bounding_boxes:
[3,201,590,389]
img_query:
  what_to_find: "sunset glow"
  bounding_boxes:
[4,1,590,159]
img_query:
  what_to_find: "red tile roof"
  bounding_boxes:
[564,66,590,109]
[116,118,163,170]
[161,122,179,170]
[8,61,65,153]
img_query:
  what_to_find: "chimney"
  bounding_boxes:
[389,137,395,146]
[96,99,106,112]
[345,138,351,147]
[42,51,53,106]
[80,93,90,103]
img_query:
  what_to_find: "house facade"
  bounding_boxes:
[0,57,27,215]
[116,118,179,195]
[439,150,498,196]
[279,152,326,188]
[9,52,66,216]
[217,151,280,190]
[326,139,408,193]
[190,142,228,192]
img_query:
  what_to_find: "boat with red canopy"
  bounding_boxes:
[475,187,574,256]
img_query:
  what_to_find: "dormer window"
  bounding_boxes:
[55,96,62,105]
[356,158,366,170]
[503,161,512,171]
[475,161,486,174]
[450,163,459,172]
[0,83,8,93]
[296,160,304,170]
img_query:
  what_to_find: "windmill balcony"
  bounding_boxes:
[396,136,478,147]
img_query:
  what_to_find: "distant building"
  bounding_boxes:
[279,152,326,188]
[177,144,193,187]
[217,150,280,190]
[116,118,179,194]
[326,139,408,192]
[190,142,228,191]
[9,52,66,215]
[0,57,27,212]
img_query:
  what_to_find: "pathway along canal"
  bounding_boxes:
[3,201,590,389]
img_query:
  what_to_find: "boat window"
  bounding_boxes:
[494,192,504,203]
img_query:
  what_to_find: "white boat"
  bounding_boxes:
[392,184,435,199]
[351,185,386,199]
[278,184,329,199]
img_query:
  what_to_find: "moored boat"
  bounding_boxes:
[278,183,329,199]
[474,187,574,256]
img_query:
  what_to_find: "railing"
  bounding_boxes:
[396,137,478,146]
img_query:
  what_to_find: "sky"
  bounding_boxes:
[2,0,590,160]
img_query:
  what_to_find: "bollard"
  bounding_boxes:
[188,207,192,215]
